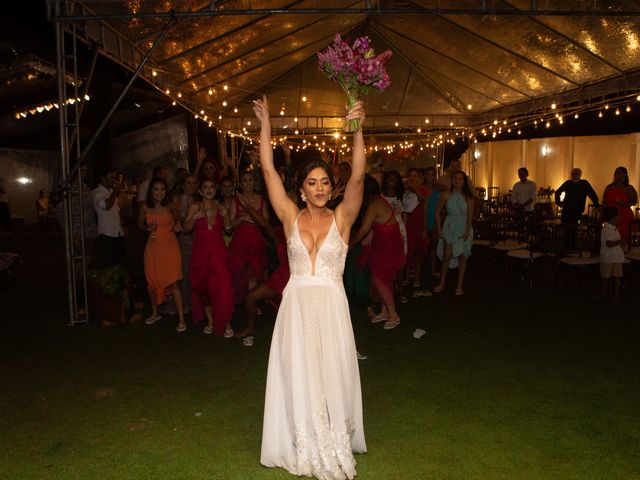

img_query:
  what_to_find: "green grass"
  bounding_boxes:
[1,232,639,479]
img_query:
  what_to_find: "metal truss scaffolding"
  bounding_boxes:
[48,0,174,325]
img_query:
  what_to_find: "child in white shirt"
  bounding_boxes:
[597,206,625,304]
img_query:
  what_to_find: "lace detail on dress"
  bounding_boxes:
[288,214,347,280]
[294,399,356,480]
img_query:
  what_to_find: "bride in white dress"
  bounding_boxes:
[253,96,367,479]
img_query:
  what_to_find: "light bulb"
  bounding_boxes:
[223,84,229,91]
[280,110,285,116]
[394,121,399,127]
[467,104,472,110]
[574,113,579,119]
[425,118,430,124]
[152,70,157,77]
[551,103,556,109]
[165,89,170,95]
[615,109,620,115]
[302,96,307,102]
[177,92,182,98]
[598,111,603,118]
[208,89,213,95]
[626,105,631,112]
[233,107,238,113]
[222,101,227,107]
[200,109,205,115]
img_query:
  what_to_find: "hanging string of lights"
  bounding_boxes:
[15,60,640,161]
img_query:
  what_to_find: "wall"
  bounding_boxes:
[465,133,640,200]
[0,148,60,224]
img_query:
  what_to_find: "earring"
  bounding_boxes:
[328,192,332,200]
[301,193,307,202]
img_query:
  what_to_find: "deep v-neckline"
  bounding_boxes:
[295,214,335,276]
[204,205,217,231]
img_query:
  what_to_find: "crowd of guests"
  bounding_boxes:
[55,149,638,338]
[74,145,484,342]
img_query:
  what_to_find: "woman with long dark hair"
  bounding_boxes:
[351,173,406,329]
[254,95,367,479]
[228,171,269,304]
[405,167,429,288]
[137,178,186,331]
[183,179,234,336]
[434,170,475,295]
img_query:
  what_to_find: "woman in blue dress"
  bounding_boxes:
[433,170,475,296]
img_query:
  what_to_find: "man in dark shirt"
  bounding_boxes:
[554,168,599,223]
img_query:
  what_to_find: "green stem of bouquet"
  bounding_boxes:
[335,75,361,133]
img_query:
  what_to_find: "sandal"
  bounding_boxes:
[145,315,162,325]
[455,288,464,296]
[203,325,214,335]
[242,336,254,347]
[224,328,235,338]
[371,314,388,324]
[383,318,401,330]
[433,284,444,293]
[176,323,187,332]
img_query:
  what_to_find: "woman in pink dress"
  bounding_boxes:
[183,179,234,336]
[229,171,269,303]
[351,191,406,330]
[602,166,637,248]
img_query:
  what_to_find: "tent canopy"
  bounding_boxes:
[47,0,640,133]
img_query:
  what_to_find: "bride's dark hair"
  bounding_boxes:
[295,159,335,197]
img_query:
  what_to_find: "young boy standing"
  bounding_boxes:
[598,207,625,304]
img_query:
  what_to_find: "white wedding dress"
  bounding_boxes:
[261,213,367,479]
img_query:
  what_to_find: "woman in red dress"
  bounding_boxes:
[602,166,637,248]
[351,192,406,330]
[404,167,429,288]
[183,179,234,336]
[229,171,269,303]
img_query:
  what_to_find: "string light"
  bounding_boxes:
[302,96,307,102]
[177,92,182,98]
[615,108,620,115]
[223,84,229,91]
[233,106,238,113]
[222,101,228,107]
[598,111,603,118]
[551,102,557,109]
[208,89,213,95]
[152,70,157,77]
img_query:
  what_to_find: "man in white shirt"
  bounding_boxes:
[511,167,537,212]
[92,168,126,267]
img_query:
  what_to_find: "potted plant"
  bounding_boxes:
[87,264,131,327]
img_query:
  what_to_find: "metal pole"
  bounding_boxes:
[57,15,175,194]
[51,6,640,21]
[55,5,76,326]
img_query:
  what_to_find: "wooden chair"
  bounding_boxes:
[552,223,600,294]
[506,221,554,290]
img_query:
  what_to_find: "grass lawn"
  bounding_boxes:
[1,232,639,480]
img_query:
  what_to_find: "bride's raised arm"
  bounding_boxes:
[253,95,298,229]
[336,101,366,231]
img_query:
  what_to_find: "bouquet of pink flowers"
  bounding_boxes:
[317,34,392,132]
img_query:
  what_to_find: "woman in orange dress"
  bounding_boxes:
[602,166,637,248]
[137,178,186,332]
